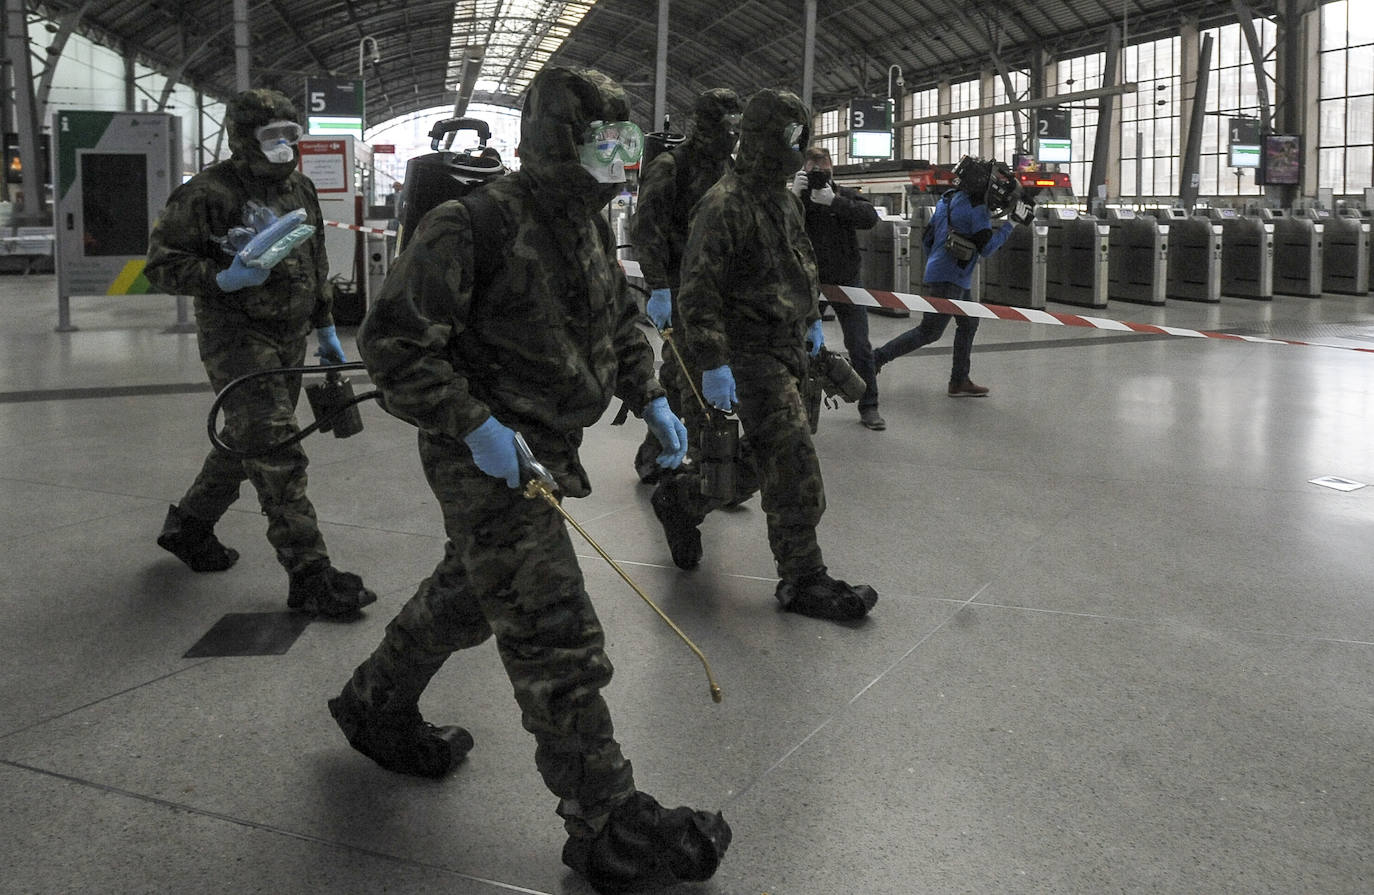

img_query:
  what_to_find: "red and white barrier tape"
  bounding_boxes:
[323,219,397,237]
[821,284,1374,355]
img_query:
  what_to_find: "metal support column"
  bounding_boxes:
[801,0,816,111]
[653,0,668,130]
[1179,33,1213,211]
[5,0,42,224]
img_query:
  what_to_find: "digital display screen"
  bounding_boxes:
[1229,144,1261,168]
[1037,138,1071,163]
[308,116,363,140]
[81,153,148,256]
[849,131,893,159]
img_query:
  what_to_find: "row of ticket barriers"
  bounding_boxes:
[858,203,1374,310]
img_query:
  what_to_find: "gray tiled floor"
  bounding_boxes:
[2,273,1372,894]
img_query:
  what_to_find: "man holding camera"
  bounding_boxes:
[873,156,1020,396]
[791,147,883,430]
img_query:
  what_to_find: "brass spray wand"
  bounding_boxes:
[513,433,722,703]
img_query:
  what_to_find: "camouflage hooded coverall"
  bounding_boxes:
[144,89,335,574]
[630,89,742,466]
[674,89,829,579]
[342,68,666,836]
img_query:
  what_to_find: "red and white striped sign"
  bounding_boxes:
[821,284,1374,355]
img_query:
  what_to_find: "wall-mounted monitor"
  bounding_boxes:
[850,130,893,159]
[1037,138,1071,163]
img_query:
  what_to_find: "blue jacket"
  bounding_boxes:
[923,190,1015,290]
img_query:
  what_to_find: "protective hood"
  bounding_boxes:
[517,66,633,211]
[735,89,810,189]
[227,88,301,183]
[686,88,743,162]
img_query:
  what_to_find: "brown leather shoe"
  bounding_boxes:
[948,379,989,397]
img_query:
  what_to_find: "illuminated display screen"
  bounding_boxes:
[1037,138,1071,163]
[850,131,893,159]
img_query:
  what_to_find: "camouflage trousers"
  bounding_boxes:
[178,323,328,574]
[667,348,826,578]
[342,429,636,836]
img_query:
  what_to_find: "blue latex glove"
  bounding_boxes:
[646,288,673,330]
[642,396,688,469]
[463,416,521,488]
[315,325,346,364]
[215,254,270,293]
[702,364,737,412]
[806,318,825,358]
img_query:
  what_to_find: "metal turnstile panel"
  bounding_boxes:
[980,221,1046,309]
[1041,208,1108,308]
[1106,209,1167,305]
[1158,211,1221,303]
[856,216,913,316]
[1211,209,1273,299]
[1316,210,1369,295]
[1271,211,1323,297]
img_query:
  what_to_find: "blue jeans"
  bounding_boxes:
[873,282,979,384]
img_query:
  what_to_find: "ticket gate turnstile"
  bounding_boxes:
[980,217,1047,309]
[1040,207,1109,308]
[1154,208,1221,302]
[857,214,913,316]
[1311,208,1369,295]
[1210,207,1273,299]
[1104,208,1168,305]
[1268,208,1323,297]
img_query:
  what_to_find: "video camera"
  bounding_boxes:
[952,155,1036,224]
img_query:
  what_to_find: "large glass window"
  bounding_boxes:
[1199,19,1275,197]
[947,79,980,162]
[1318,0,1374,194]
[904,87,939,163]
[1120,35,1181,199]
[991,70,1031,164]
[1058,52,1103,196]
[814,107,844,165]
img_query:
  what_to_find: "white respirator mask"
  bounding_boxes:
[255,120,303,164]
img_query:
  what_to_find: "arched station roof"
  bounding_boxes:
[32,0,1276,130]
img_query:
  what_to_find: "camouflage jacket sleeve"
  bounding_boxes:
[145,179,230,298]
[676,192,737,371]
[356,203,490,441]
[629,153,678,290]
[607,236,668,415]
[297,176,334,329]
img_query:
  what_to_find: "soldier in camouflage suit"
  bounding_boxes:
[327,67,730,895]
[145,88,375,619]
[629,87,756,498]
[653,88,880,623]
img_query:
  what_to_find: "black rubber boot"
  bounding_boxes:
[561,791,731,894]
[328,687,472,778]
[156,504,239,572]
[775,568,878,621]
[287,562,377,618]
[632,437,665,485]
[650,476,701,570]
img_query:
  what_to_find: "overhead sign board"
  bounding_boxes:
[1228,117,1261,169]
[305,78,365,138]
[849,97,894,160]
[1036,108,1071,163]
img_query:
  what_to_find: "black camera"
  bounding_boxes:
[812,347,867,402]
[807,169,831,190]
[699,411,740,502]
[305,370,365,439]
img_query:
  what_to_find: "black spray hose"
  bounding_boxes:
[206,362,378,460]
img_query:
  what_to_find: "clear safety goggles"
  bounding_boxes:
[580,120,645,165]
[723,113,742,134]
[255,121,304,145]
[783,122,808,150]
